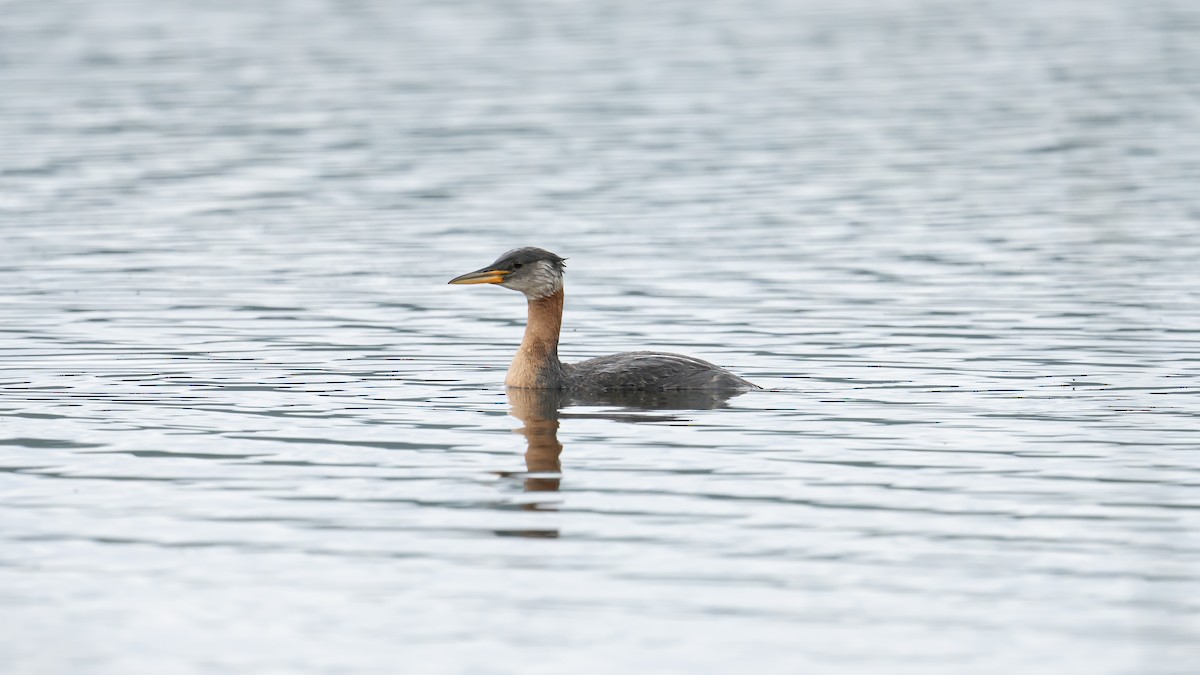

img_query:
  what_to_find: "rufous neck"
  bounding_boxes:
[506,289,566,388]
[520,288,564,358]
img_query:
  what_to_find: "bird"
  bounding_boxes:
[448,247,759,392]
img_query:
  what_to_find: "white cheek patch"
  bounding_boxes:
[509,260,563,299]
[526,260,564,298]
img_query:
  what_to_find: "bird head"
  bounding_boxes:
[448,247,567,300]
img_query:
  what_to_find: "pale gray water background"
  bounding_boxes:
[2,0,1200,673]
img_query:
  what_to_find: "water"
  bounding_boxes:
[2,0,1199,673]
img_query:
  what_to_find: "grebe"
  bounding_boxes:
[448,247,759,392]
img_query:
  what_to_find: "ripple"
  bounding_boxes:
[2,0,1200,673]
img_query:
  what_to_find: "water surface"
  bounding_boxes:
[2,1,1199,673]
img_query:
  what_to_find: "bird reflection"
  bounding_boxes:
[495,386,749,538]
[508,387,565,495]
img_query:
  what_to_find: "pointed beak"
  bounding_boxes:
[448,267,510,285]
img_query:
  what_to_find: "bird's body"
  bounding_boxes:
[569,352,755,391]
[449,247,759,393]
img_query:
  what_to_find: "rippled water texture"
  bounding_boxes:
[2,0,1199,673]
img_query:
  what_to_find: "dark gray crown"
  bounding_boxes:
[490,247,567,272]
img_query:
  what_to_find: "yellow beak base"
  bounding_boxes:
[448,269,510,285]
